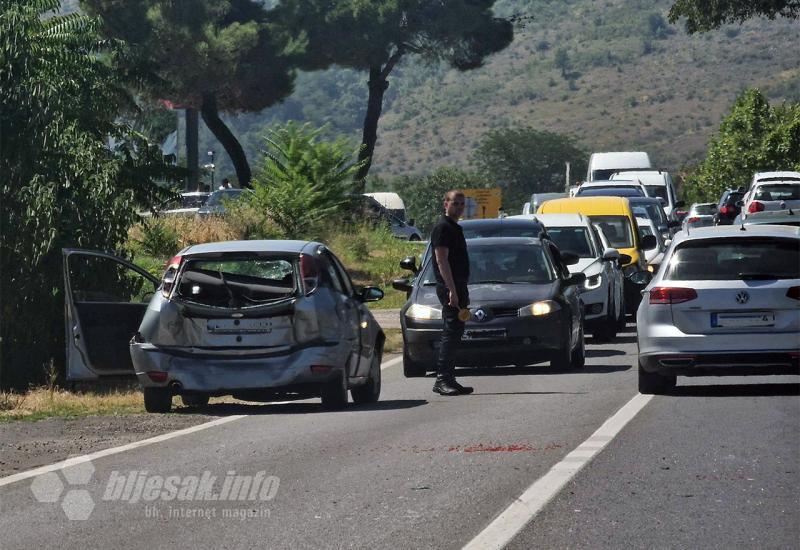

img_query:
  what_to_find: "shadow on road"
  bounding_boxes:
[586,348,628,358]
[452,363,632,377]
[670,383,800,397]
[472,391,587,396]
[610,335,636,344]
[176,399,428,416]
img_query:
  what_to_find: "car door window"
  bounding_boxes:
[68,254,157,303]
[319,253,345,294]
[547,243,570,279]
[326,252,354,297]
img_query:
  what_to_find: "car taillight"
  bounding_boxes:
[161,255,182,298]
[719,206,730,215]
[788,286,800,300]
[649,287,698,304]
[686,217,700,224]
[300,253,319,296]
[747,201,765,213]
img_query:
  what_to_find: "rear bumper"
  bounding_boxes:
[130,342,349,393]
[403,315,567,367]
[639,351,800,376]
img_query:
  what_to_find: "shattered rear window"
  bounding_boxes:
[177,258,296,308]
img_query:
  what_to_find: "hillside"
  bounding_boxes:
[62,0,800,182]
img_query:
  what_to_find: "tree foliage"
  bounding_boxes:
[0,0,171,389]
[275,0,514,187]
[82,0,300,186]
[683,89,800,202]
[250,123,367,238]
[472,128,588,210]
[669,0,800,33]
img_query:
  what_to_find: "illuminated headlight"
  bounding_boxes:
[519,300,561,317]
[406,304,442,320]
[584,274,602,289]
[647,264,655,273]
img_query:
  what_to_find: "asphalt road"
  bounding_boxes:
[1,323,797,549]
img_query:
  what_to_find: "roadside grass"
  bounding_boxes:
[0,387,144,423]
[383,328,404,354]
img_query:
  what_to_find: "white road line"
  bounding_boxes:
[0,356,404,489]
[463,393,654,550]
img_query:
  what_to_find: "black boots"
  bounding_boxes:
[432,378,473,395]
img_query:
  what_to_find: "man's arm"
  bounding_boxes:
[434,246,460,308]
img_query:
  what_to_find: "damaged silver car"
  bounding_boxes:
[63,241,385,412]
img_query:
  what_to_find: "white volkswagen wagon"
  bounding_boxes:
[636,225,800,394]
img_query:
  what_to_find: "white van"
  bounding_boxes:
[611,170,680,218]
[586,152,651,182]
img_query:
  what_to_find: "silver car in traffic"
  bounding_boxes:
[636,225,800,393]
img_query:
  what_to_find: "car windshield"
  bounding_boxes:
[462,224,543,239]
[644,185,668,201]
[753,183,800,201]
[206,190,245,206]
[547,227,595,258]
[421,243,554,285]
[588,216,634,248]
[577,187,645,197]
[181,194,209,208]
[177,257,296,308]
[723,192,744,205]
[632,204,667,226]
[664,238,800,280]
[690,204,716,216]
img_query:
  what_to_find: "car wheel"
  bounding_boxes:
[637,362,676,395]
[321,371,348,410]
[403,349,428,378]
[143,387,172,413]
[592,290,617,342]
[409,234,421,241]
[351,352,381,405]
[181,394,209,408]
[551,325,573,370]
[615,292,627,331]
[571,323,586,369]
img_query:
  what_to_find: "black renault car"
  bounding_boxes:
[393,237,586,377]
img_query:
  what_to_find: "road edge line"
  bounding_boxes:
[462,393,654,550]
[1,356,405,488]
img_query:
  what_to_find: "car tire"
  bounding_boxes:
[403,350,428,378]
[321,371,348,410]
[637,363,676,395]
[181,394,209,408]
[592,290,617,342]
[571,324,586,369]
[615,292,627,331]
[143,387,172,413]
[409,234,421,241]
[551,325,573,370]
[351,352,381,405]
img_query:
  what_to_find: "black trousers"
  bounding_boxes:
[435,282,469,381]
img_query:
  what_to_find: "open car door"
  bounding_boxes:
[63,249,159,380]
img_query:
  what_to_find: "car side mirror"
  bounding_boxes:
[640,234,658,251]
[674,200,685,208]
[565,273,586,287]
[628,270,652,286]
[601,248,620,262]
[560,252,580,266]
[391,278,413,293]
[399,255,418,274]
[359,286,384,303]
[618,253,632,265]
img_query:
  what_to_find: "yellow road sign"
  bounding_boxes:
[461,188,502,219]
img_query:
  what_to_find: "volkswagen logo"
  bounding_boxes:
[474,308,488,322]
[735,291,750,304]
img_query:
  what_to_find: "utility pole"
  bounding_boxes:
[565,161,571,195]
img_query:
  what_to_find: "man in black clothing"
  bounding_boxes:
[429,190,474,396]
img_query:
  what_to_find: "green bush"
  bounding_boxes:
[134,219,179,258]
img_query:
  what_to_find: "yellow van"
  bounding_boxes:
[538,197,656,312]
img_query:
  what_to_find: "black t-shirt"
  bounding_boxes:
[430,215,470,284]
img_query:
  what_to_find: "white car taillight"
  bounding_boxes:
[161,255,182,298]
[649,287,697,304]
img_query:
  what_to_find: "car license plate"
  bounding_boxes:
[462,329,506,341]
[711,312,775,328]
[207,319,273,333]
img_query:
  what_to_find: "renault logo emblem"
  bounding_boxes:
[475,308,487,322]
[735,291,749,304]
